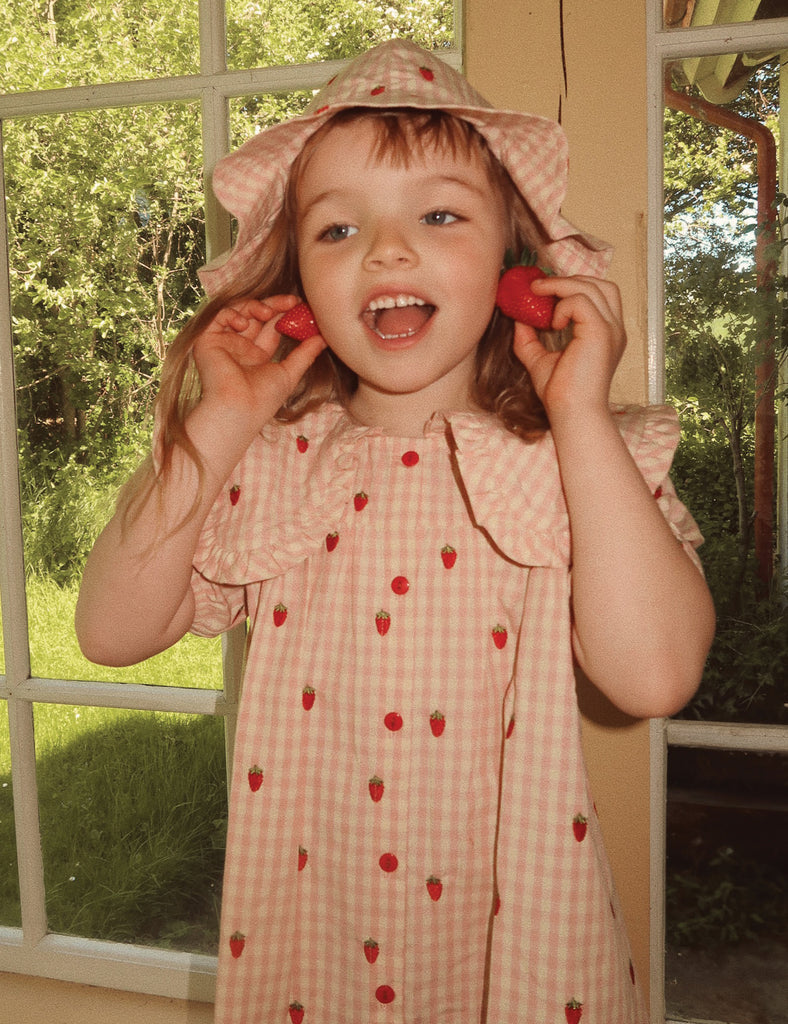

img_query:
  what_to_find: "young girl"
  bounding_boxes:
[76,39,715,1024]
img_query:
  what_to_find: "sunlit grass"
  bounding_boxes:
[0,577,228,951]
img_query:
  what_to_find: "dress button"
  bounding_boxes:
[376,985,396,1004]
[384,711,403,731]
[401,450,419,466]
[391,575,409,595]
[379,852,398,872]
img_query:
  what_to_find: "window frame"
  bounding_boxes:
[645,6,788,1022]
[0,1,461,1000]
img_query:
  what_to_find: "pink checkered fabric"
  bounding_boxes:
[189,404,700,1023]
[199,39,612,296]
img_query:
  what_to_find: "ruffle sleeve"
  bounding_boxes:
[449,404,704,569]
[192,406,363,586]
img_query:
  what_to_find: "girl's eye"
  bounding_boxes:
[422,210,459,227]
[321,224,358,242]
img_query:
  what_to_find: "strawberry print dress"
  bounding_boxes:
[189,403,702,1024]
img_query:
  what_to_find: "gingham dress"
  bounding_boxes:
[190,403,701,1024]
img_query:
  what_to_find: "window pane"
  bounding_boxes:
[36,704,226,951]
[664,55,787,725]
[0,0,200,93]
[666,747,788,1023]
[225,0,455,72]
[664,0,788,31]
[0,701,21,927]
[3,102,221,684]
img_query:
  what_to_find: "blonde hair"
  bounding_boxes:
[122,108,562,522]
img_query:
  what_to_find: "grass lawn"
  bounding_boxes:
[1,577,227,953]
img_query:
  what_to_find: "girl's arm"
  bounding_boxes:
[75,297,325,667]
[514,277,715,718]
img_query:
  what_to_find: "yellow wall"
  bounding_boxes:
[3,1,652,1020]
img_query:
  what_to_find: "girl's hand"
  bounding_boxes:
[512,276,626,424]
[192,295,326,432]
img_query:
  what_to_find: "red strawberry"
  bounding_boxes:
[654,485,664,500]
[565,999,583,1024]
[229,931,245,958]
[229,484,241,506]
[298,846,308,871]
[573,813,588,842]
[247,765,263,792]
[296,434,309,453]
[494,894,501,916]
[419,66,435,81]
[273,603,287,627]
[326,531,339,552]
[275,302,319,341]
[302,686,315,710]
[364,938,380,964]
[426,876,443,901]
[369,775,384,802]
[370,85,385,96]
[492,624,508,649]
[384,711,403,732]
[375,610,391,636]
[506,716,515,738]
[289,1002,305,1024]
[440,544,457,568]
[495,249,556,329]
[430,710,445,737]
[354,491,368,511]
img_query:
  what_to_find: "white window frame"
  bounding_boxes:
[646,6,788,1022]
[0,1,461,1000]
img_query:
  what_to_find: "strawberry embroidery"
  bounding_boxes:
[401,450,419,466]
[229,931,245,958]
[247,765,263,792]
[302,686,315,710]
[419,65,435,81]
[426,876,443,901]
[573,814,588,842]
[229,484,241,506]
[440,544,457,568]
[565,998,583,1024]
[325,531,339,552]
[289,1002,305,1024]
[371,85,385,96]
[375,610,391,635]
[379,852,398,873]
[384,711,403,732]
[368,776,384,802]
[296,434,309,453]
[298,846,308,871]
[430,710,445,736]
[506,716,515,738]
[354,491,368,511]
[492,624,508,649]
[654,485,664,500]
[364,938,380,964]
[273,603,288,627]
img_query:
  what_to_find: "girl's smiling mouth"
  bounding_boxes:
[361,294,437,340]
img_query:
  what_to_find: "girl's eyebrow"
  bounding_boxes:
[299,173,489,220]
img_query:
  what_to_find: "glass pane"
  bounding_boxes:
[36,704,227,951]
[225,0,455,72]
[0,0,200,93]
[664,55,787,724]
[666,747,788,1023]
[664,0,788,31]
[229,90,314,150]
[0,701,21,927]
[3,102,222,685]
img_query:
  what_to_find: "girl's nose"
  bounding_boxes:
[362,223,418,270]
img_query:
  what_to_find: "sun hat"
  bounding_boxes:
[198,39,612,296]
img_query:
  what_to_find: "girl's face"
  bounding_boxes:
[295,117,508,431]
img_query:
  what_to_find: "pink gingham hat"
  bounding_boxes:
[199,39,612,295]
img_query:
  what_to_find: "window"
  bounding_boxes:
[0,0,457,999]
[649,4,788,1022]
